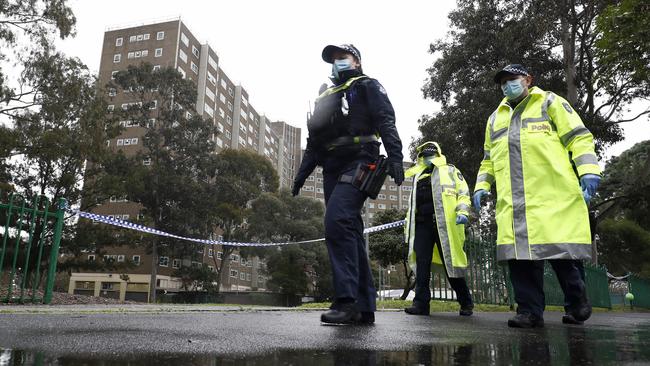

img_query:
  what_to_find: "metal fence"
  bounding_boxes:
[0,192,66,304]
[629,274,650,309]
[432,234,612,309]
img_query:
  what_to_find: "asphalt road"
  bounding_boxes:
[0,307,649,365]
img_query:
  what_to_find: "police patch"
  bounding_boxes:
[378,85,387,95]
[562,102,574,114]
[457,171,464,181]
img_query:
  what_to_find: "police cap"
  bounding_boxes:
[322,44,362,64]
[494,64,530,84]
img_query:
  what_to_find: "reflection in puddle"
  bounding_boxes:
[1,326,649,365]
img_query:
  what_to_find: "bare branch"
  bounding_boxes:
[606,109,650,124]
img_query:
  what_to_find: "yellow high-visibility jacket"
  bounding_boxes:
[475,87,601,261]
[404,147,471,278]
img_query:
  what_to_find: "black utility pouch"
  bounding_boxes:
[360,155,388,199]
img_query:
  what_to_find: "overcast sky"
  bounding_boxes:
[57,0,648,161]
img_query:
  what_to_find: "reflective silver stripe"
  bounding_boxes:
[431,168,458,277]
[508,96,532,260]
[491,127,508,141]
[489,111,497,130]
[483,150,490,160]
[456,203,470,213]
[406,174,419,273]
[560,125,590,146]
[477,173,495,186]
[497,243,592,261]
[458,188,470,196]
[441,184,455,190]
[522,92,556,129]
[574,153,598,166]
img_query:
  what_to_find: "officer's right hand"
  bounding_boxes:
[291,179,305,197]
[472,190,489,213]
[388,161,404,186]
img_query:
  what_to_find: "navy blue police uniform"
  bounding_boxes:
[292,44,403,324]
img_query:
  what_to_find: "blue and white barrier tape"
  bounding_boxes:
[71,210,405,247]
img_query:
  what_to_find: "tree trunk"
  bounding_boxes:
[561,0,578,105]
[149,238,158,303]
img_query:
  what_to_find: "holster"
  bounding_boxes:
[338,155,389,199]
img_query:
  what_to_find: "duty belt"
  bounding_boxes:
[326,134,378,151]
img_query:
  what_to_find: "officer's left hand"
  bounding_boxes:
[455,214,468,225]
[388,161,404,186]
[580,174,601,197]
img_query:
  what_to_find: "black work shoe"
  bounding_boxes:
[507,313,544,328]
[459,304,474,316]
[321,302,361,325]
[568,297,592,322]
[356,312,375,325]
[562,313,584,325]
[404,305,430,316]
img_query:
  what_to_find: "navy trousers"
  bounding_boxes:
[508,259,587,318]
[323,162,376,313]
[413,217,473,308]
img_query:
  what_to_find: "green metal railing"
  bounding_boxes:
[431,234,612,309]
[629,274,650,309]
[0,192,66,304]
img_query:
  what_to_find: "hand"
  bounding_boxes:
[388,161,404,186]
[580,174,601,197]
[456,214,468,225]
[472,190,489,213]
[291,178,306,197]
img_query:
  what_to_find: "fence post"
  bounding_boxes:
[43,198,66,304]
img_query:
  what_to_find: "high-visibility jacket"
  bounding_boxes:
[475,87,601,261]
[404,145,471,278]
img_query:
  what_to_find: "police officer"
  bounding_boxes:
[403,142,474,316]
[473,64,601,328]
[292,44,404,325]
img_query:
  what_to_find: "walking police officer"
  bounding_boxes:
[403,142,474,317]
[292,44,404,325]
[473,64,601,328]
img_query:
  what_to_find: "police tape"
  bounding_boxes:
[71,209,405,247]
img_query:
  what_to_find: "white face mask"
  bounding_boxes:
[331,59,355,80]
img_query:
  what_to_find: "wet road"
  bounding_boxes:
[1,309,649,365]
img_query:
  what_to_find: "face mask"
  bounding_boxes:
[422,155,436,166]
[331,59,355,80]
[501,78,526,100]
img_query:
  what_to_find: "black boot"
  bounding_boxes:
[404,302,430,316]
[321,302,361,324]
[357,312,375,325]
[568,294,592,322]
[459,303,474,316]
[562,313,584,325]
[507,313,544,328]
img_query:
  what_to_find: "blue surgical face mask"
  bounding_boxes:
[501,78,526,100]
[331,59,355,80]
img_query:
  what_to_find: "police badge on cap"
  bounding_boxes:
[322,44,362,64]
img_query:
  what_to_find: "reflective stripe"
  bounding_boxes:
[458,188,470,196]
[489,111,497,131]
[491,127,508,141]
[477,173,495,186]
[431,168,458,277]
[405,173,419,273]
[560,125,590,146]
[522,92,556,129]
[456,203,470,213]
[508,96,532,260]
[316,76,368,100]
[574,153,598,166]
[496,242,592,261]
[447,167,457,190]
[483,150,490,160]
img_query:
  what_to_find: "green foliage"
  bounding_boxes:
[173,264,219,293]
[369,208,414,299]
[265,245,309,296]
[598,218,650,277]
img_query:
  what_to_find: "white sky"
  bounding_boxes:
[57,0,648,161]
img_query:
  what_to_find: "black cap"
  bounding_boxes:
[419,145,438,157]
[494,64,529,83]
[322,44,362,64]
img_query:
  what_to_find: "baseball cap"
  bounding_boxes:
[494,64,529,84]
[322,44,362,64]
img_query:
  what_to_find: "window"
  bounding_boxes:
[159,256,169,267]
[129,35,136,42]
[316,188,324,193]
[216,137,223,148]
[208,56,218,70]
[190,62,198,74]
[156,31,164,40]
[390,195,397,201]
[246,273,251,281]
[177,67,186,79]
[204,103,214,117]
[208,249,213,257]
[240,272,246,280]
[230,269,238,277]
[227,102,233,112]
[368,202,375,208]
[307,176,314,181]
[225,130,231,139]
[153,65,161,71]
[88,254,96,261]
[389,186,397,191]
[136,34,143,41]
[172,259,181,269]
[143,158,151,166]
[148,118,156,127]
[115,37,123,46]
[142,50,148,57]
[378,204,386,209]
[205,87,215,102]
[231,254,239,261]
[155,48,163,57]
[107,105,114,112]
[116,139,124,146]
[117,255,125,262]
[226,116,232,125]
[113,54,121,63]
[127,51,135,59]
[143,33,150,40]
[378,194,386,199]
[217,252,223,260]
[108,88,116,97]
[228,87,234,96]
[219,94,226,104]
[402,195,409,201]
[402,186,412,191]
[303,186,314,192]
[149,100,157,110]
[218,108,225,119]
[111,71,118,80]
[207,72,216,85]
[180,32,189,46]
[179,49,187,63]
[220,79,227,89]
[192,45,199,58]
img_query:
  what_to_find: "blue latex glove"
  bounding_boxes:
[456,214,468,225]
[472,190,489,213]
[580,174,601,204]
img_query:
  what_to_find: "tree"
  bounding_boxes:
[103,63,220,302]
[369,208,414,300]
[417,0,643,192]
[594,140,650,275]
